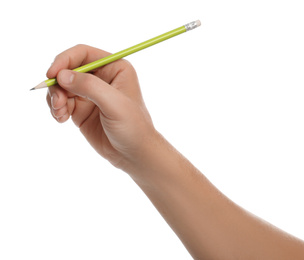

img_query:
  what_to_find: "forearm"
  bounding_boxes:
[123,131,304,259]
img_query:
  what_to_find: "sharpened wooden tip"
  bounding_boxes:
[31,81,48,91]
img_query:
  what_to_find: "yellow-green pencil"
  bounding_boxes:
[31,20,201,90]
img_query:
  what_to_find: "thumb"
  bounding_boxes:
[57,69,124,118]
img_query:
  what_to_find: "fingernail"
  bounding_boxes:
[51,93,58,109]
[59,70,75,85]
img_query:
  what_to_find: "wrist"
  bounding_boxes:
[121,129,190,188]
[118,128,163,176]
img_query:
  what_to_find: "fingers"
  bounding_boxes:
[57,69,127,119]
[47,44,112,79]
[46,85,71,123]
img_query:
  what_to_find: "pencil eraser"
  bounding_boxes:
[196,20,201,27]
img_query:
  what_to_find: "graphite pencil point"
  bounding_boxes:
[31,81,48,91]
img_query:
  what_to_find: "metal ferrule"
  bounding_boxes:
[184,21,200,31]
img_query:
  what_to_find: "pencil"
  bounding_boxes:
[31,20,201,90]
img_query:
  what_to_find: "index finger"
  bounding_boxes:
[46,44,112,79]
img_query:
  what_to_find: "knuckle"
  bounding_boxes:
[121,59,136,74]
[53,52,65,63]
[82,73,96,86]
[74,44,88,50]
[53,106,67,118]
[120,59,133,69]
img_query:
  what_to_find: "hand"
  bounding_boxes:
[45,46,304,260]
[46,44,155,168]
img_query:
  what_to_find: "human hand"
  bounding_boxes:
[46,44,155,169]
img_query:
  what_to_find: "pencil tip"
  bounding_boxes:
[31,81,48,91]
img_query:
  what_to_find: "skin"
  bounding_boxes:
[46,44,304,259]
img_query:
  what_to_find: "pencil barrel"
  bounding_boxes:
[36,20,200,89]
[46,78,57,87]
[73,26,186,74]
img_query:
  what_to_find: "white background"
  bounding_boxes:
[0,0,303,259]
